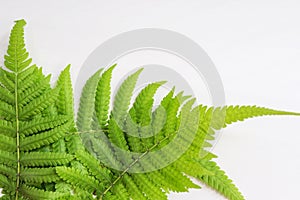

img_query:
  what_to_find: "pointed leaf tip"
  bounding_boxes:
[14,19,26,26]
[135,68,144,74]
[130,68,144,78]
[110,63,117,69]
[65,64,71,71]
[156,80,167,85]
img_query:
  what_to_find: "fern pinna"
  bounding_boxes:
[56,65,299,200]
[0,20,74,199]
[1,20,299,200]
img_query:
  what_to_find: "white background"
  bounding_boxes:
[0,1,300,199]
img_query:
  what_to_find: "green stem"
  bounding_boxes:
[15,72,20,200]
[98,133,170,200]
[13,32,20,199]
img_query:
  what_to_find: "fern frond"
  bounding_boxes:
[224,105,300,127]
[126,81,166,152]
[55,65,74,117]
[2,19,298,200]
[112,68,143,125]
[65,65,300,200]
[54,65,83,155]
[154,93,182,146]
[77,68,103,131]
[187,105,300,156]
[95,65,116,129]
[4,19,31,73]
[196,154,244,200]
[0,19,74,200]
[68,70,203,199]
[132,81,166,125]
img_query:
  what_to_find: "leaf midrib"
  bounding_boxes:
[14,33,21,200]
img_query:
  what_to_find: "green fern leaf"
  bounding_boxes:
[112,68,143,125]
[131,81,166,125]
[21,167,59,183]
[55,65,74,117]
[2,19,298,200]
[95,65,116,129]
[77,68,103,131]
[69,66,300,200]
[224,105,300,127]
[0,20,74,199]
[20,152,73,167]
[197,154,244,200]
[4,19,31,73]
[126,81,166,152]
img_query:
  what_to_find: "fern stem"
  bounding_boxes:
[66,130,110,136]
[15,73,20,200]
[99,131,172,200]
[13,32,20,200]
